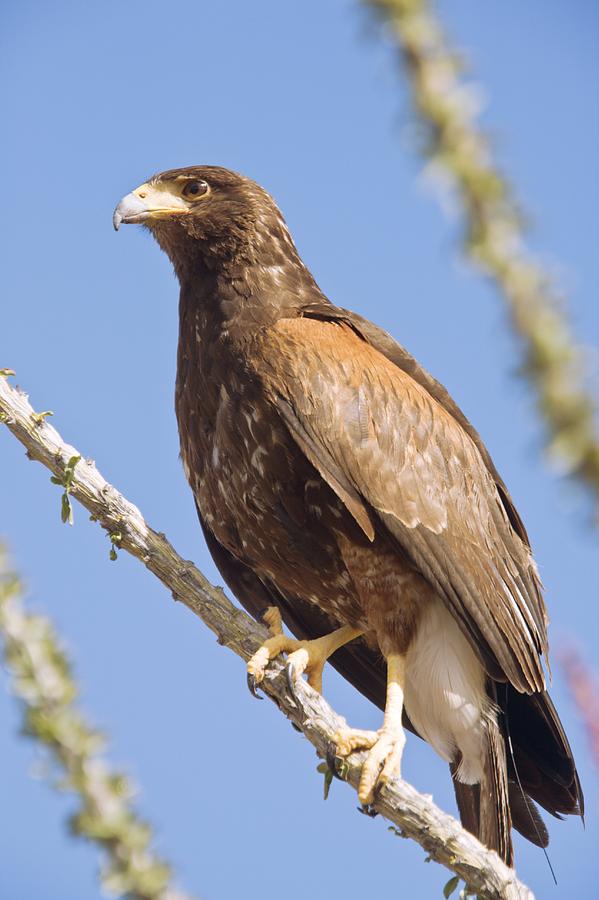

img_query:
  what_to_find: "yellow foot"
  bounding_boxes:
[247,607,363,697]
[330,725,406,805]
[247,607,300,691]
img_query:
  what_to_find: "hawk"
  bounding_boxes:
[114,166,583,865]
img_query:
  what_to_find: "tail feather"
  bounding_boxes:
[508,782,549,848]
[451,721,514,865]
[481,719,513,865]
[501,684,584,818]
[450,773,480,840]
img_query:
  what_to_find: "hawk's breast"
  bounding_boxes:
[177,367,364,626]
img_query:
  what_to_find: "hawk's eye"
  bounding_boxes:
[182,179,209,200]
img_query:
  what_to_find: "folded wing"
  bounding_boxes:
[256,316,548,694]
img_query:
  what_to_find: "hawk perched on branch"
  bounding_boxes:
[114,166,583,865]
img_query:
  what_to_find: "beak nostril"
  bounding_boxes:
[113,191,151,230]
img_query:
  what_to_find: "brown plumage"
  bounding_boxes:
[114,166,583,865]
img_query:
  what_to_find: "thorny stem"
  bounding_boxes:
[365,0,599,513]
[0,548,194,900]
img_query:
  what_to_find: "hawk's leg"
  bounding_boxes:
[247,606,363,694]
[285,624,364,694]
[331,653,406,805]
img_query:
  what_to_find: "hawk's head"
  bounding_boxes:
[114,166,294,275]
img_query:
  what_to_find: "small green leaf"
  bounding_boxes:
[51,456,80,525]
[108,531,122,561]
[63,455,81,489]
[61,493,73,525]
[31,410,54,425]
[443,876,461,899]
[316,761,334,800]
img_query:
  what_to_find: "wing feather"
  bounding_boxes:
[256,317,548,693]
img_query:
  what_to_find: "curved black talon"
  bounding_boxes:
[325,741,346,781]
[372,779,387,803]
[247,673,263,699]
[285,662,300,699]
[358,803,378,818]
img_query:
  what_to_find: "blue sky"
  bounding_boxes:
[1,1,598,897]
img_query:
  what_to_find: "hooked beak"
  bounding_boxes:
[113,182,190,231]
[113,192,150,230]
